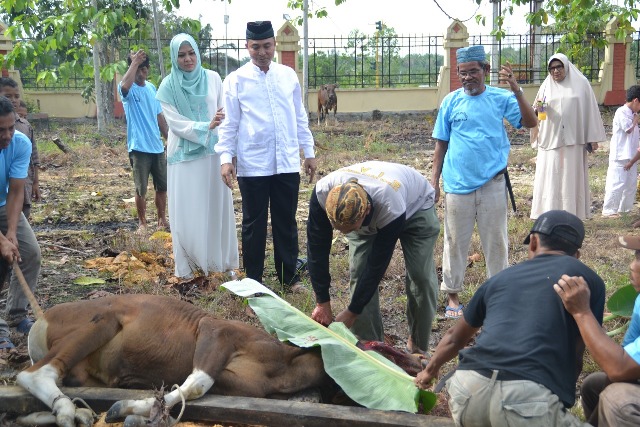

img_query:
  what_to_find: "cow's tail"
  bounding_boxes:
[13,260,44,319]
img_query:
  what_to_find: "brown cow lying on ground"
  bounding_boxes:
[16,294,329,427]
[317,83,338,126]
[16,294,424,427]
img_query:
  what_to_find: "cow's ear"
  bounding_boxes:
[335,83,339,88]
[322,85,327,90]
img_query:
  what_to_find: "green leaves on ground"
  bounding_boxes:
[222,278,436,413]
[72,276,106,286]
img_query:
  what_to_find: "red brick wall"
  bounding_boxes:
[450,48,461,91]
[280,51,296,70]
[604,43,627,106]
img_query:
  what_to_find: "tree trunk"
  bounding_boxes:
[91,0,114,134]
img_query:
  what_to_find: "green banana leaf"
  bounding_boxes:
[607,284,637,317]
[222,278,436,413]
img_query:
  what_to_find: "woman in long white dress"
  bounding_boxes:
[530,53,606,220]
[156,33,238,278]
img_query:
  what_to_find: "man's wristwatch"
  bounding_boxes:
[514,87,524,96]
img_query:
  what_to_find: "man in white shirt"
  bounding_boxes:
[216,21,316,290]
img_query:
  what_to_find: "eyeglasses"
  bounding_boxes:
[548,64,564,72]
[457,68,483,78]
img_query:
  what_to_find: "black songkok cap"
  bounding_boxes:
[246,21,274,40]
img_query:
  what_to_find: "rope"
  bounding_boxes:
[71,397,98,419]
[432,0,482,23]
[170,384,186,425]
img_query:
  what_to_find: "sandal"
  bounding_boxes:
[445,304,465,319]
[0,336,15,350]
[16,317,35,334]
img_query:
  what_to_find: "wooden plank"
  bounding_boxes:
[0,386,454,426]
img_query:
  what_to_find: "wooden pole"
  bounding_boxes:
[0,386,455,427]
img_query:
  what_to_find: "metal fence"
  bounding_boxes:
[18,31,616,91]
[469,32,605,84]
[307,34,444,88]
[634,30,640,80]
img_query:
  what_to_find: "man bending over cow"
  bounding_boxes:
[0,96,41,352]
[307,161,439,355]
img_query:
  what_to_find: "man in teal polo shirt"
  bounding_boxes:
[0,96,41,351]
[431,45,538,318]
[119,49,169,232]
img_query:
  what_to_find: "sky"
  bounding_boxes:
[176,0,533,40]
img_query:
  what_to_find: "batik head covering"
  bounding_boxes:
[456,45,486,64]
[324,178,369,228]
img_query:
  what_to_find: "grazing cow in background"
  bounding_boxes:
[317,83,338,126]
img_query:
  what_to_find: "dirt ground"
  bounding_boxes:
[0,107,629,423]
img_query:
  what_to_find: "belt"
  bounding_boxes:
[494,167,507,178]
[475,368,528,382]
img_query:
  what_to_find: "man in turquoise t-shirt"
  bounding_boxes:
[118,50,169,232]
[0,96,41,352]
[431,45,538,319]
[557,235,640,426]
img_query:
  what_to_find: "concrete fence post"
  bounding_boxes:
[601,16,635,105]
[437,20,469,107]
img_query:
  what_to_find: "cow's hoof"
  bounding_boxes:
[105,401,125,422]
[75,407,96,427]
[123,415,148,427]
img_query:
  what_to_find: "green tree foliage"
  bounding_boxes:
[286,0,349,24]
[476,0,639,46]
[0,0,208,132]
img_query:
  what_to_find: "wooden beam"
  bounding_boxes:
[0,386,454,426]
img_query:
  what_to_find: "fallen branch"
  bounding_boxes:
[43,243,90,255]
[52,136,71,154]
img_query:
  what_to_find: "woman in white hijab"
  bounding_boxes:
[530,53,606,220]
[156,34,238,278]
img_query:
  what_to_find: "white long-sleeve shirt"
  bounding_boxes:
[215,61,315,177]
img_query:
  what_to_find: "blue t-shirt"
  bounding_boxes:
[118,81,164,154]
[0,130,32,207]
[623,293,640,363]
[432,86,522,194]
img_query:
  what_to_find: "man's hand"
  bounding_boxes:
[553,275,591,316]
[414,369,437,390]
[129,49,147,67]
[32,182,41,202]
[499,62,518,89]
[0,237,20,264]
[220,163,236,189]
[311,302,333,326]
[431,181,441,204]
[335,308,358,328]
[303,158,317,184]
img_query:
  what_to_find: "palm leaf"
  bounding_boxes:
[607,284,637,317]
[222,278,436,413]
